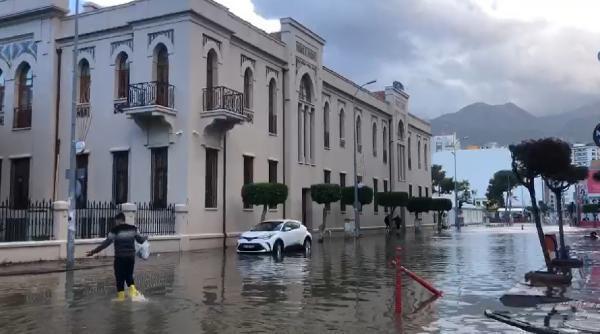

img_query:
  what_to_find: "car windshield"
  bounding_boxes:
[251,221,283,232]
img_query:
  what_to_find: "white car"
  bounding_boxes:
[237,220,312,257]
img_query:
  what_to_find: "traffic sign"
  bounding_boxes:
[594,123,600,147]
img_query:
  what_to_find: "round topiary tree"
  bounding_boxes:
[375,192,408,229]
[310,184,341,242]
[407,197,433,226]
[430,198,453,231]
[341,186,374,208]
[241,183,288,223]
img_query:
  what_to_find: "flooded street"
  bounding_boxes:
[0,225,598,333]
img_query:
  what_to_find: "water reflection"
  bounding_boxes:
[1,226,598,333]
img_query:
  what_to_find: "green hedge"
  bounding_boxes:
[341,186,374,206]
[241,183,288,207]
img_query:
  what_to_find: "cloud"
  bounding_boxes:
[252,0,600,119]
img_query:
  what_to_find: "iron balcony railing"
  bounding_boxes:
[13,105,32,129]
[202,86,252,120]
[128,81,175,109]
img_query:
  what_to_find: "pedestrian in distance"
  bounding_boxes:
[393,215,402,230]
[384,214,391,233]
[86,212,148,301]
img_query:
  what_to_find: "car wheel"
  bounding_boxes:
[273,240,284,259]
[303,238,311,256]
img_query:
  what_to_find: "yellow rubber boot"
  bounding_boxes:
[116,291,126,301]
[129,285,139,298]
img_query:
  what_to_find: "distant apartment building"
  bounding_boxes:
[0,0,432,245]
[572,143,599,167]
[432,134,460,153]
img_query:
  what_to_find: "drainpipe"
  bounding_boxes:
[52,48,63,200]
[282,69,288,218]
[222,132,227,249]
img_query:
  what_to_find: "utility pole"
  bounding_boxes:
[453,135,459,230]
[67,0,80,270]
[353,80,376,238]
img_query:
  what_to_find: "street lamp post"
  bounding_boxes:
[452,134,467,230]
[66,0,81,270]
[353,80,377,238]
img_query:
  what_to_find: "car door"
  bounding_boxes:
[291,221,304,246]
[280,222,295,248]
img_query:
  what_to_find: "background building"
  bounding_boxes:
[432,134,461,153]
[572,143,599,167]
[0,0,432,247]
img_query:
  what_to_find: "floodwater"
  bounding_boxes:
[0,225,598,333]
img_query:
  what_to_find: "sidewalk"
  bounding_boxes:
[0,257,113,277]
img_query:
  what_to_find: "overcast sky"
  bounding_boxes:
[77,0,600,119]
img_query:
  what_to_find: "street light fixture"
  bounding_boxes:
[353,79,377,238]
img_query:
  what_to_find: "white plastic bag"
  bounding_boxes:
[135,240,150,260]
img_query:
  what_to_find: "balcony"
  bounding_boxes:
[122,81,176,128]
[13,106,32,129]
[201,86,252,133]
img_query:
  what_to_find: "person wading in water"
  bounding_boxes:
[86,212,147,301]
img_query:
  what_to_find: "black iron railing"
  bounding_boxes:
[128,81,175,109]
[135,203,175,236]
[75,202,176,239]
[76,201,119,239]
[0,200,53,242]
[202,86,247,117]
[13,106,32,129]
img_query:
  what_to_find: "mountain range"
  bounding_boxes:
[430,102,600,146]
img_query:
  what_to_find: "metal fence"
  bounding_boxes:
[135,203,176,236]
[76,201,120,239]
[0,200,54,242]
[75,202,176,239]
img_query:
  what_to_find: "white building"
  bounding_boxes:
[432,134,460,153]
[572,143,599,167]
[0,0,432,248]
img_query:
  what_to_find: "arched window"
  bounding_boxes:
[324,102,330,149]
[115,52,129,99]
[299,74,312,103]
[418,139,422,169]
[372,122,377,157]
[407,135,412,170]
[398,120,405,140]
[206,49,218,109]
[356,115,362,153]
[78,59,91,103]
[424,143,428,170]
[0,69,4,125]
[243,68,253,109]
[298,74,314,163]
[383,126,388,163]
[268,79,277,134]
[14,62,33,128]
[339,108,345,147]
[154,44,169,107]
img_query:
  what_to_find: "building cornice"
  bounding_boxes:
[0,6,67,27]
